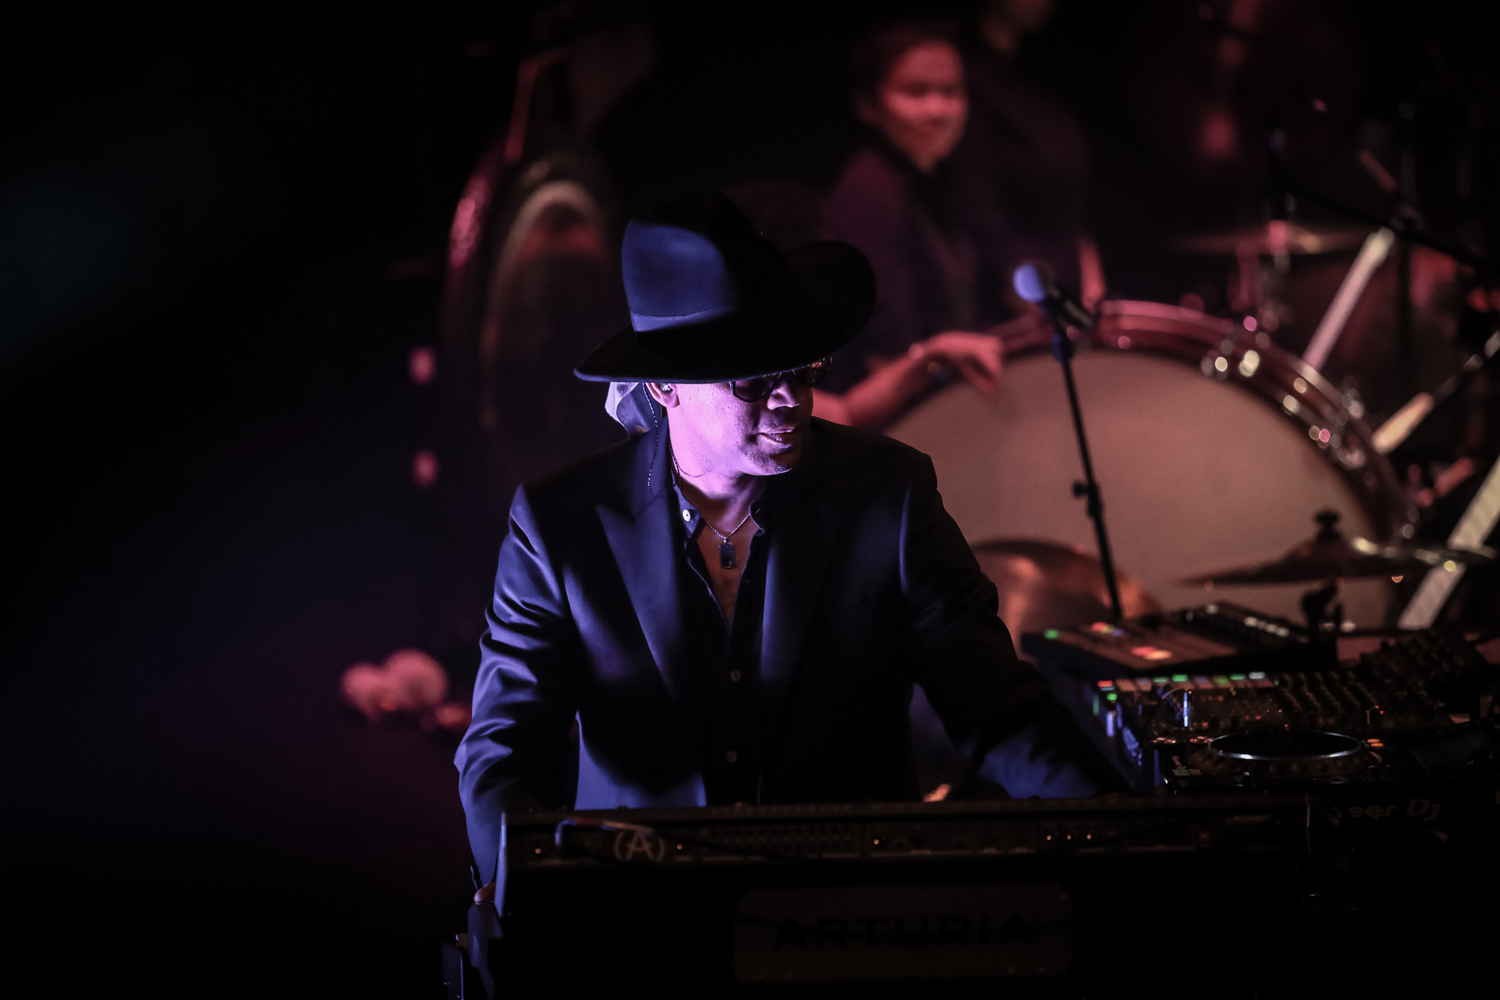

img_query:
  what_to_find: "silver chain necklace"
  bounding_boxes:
[672,448,753,569]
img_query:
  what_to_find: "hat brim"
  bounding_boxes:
[573,240,875,383]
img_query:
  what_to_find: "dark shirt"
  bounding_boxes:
[669,476,769,805]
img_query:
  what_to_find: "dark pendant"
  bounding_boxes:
[718,541,736,570]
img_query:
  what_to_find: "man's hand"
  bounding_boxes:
[915,331,1004,395]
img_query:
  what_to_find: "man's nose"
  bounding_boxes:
[767,380,805,408]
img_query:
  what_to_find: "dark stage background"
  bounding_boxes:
[4,3,1494,996]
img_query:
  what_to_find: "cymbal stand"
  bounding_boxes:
[1373,317,1500,454]
[1399,452,1500,629]
[1290,150,1498,446]
[1299,514,1346,632]
[1298,142,1420,372]
[1301,227,1395,371]
[1300,580,1342,632]
[1050,323,1125,622]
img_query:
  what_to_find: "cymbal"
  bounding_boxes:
[1179,530,1494,586]
[972,539,1159,635]
[1171,221,1369,257]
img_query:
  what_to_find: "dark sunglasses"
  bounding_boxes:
[728,358,833,402]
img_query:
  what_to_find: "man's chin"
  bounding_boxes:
[753,443,803,475]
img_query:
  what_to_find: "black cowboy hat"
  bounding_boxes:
[573,192,875,382]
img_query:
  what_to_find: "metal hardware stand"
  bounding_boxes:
[1051,322,1125,622]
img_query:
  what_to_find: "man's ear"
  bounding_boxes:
[645,382,678,408]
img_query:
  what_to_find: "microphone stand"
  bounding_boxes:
[1050,321,1125,623]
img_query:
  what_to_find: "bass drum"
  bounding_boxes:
[886,301,1413,625]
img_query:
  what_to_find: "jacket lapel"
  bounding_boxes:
[593,420,849,775]
[758,425,849,754]
[596,424,705,737]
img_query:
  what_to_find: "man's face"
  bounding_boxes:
[661,378,812,478]
[860,41,968,173]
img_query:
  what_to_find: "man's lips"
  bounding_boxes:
[758,425,804,444]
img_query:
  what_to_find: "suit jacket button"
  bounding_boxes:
[725,750,738,763]
[729,669,742,682]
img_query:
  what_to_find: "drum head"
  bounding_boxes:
[887,302,1406,624]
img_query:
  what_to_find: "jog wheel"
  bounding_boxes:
[1184,730,1378,784]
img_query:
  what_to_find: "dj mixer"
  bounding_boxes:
[1022,607,1499,794]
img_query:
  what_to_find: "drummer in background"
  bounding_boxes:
[814,19,1009,429]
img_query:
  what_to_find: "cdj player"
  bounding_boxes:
[1025,614,1499,794]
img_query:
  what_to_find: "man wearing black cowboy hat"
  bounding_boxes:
[456,193,1122,887]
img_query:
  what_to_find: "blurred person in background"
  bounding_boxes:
[815,19,1009,430]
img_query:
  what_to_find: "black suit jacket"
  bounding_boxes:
[457,419,1121,880]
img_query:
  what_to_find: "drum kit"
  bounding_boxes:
[901,229,1495,798]
[445,28,1496,633]
[888,222,1497,635]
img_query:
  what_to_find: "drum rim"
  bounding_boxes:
[989,301,1411,544]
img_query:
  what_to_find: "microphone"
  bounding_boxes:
[1012,261,1094,330]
